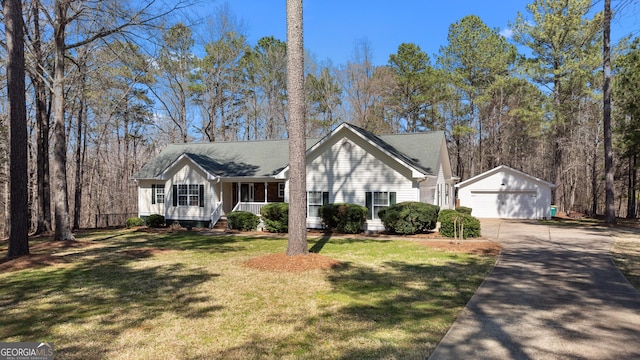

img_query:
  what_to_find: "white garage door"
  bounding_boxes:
[471,191,538,219]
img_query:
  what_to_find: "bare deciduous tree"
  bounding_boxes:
[603,0,616,224]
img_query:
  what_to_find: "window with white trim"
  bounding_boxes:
[178,185,188,206]
[445,184,449,205]
[156,185,165,204]
[366,191,396,219]
[307,191,329,217]
[175,184,203,207]
[151,184,165,205]
[188,184,199,206]
[278,183,285,198]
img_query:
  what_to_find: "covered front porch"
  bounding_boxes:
[211,180,286,226]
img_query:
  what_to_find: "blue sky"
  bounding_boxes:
[195,1,640,66]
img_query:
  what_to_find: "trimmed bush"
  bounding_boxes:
[319,203,368,234]
[227,211,260,231]
[456,206,472,215]
[260,202,289,233]
[438,210,481,239]
[126,217,145,228]
[378,202,440,235]
[146,214,165,228]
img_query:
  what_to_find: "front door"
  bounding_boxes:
[254,183,266,202]
[240,183,254,202]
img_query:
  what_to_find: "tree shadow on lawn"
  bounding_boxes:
[327,259,493,359]
[107,229,274,252]
[309,236,392,253]
[210,257,493,360]
[0,232,237,359]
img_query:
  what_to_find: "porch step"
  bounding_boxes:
[213,218,228,230]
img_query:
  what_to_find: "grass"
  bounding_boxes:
[0,229,497,359]
[611,240,640,291]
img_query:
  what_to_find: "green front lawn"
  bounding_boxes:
[0,229,497,359]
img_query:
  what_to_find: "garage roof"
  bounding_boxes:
[455,165,556,189]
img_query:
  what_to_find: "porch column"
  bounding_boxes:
[264,182,268,203]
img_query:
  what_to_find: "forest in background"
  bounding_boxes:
[1,0,640,237]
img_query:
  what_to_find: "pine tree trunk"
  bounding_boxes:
[286,0,308,256]
[5,0,30,257]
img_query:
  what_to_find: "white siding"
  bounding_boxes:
[436,165,446,208]
[418,142,455,210]
[457,168,553,219]
[138,180,164,217]
[305,135,419,230]
[138,158,218,222]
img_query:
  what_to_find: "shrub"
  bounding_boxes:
[227,211,260,231]
[378,202,440,235]
[260,203,289,233]
[438,210,481,238]
[319,203,368,234]
[146,214,165,228]
[456,206,472,215]
[126,217,145,228]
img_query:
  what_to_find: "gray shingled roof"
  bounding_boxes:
[350,125,443,176]
[133,139,316,179]
[133,124,446,180]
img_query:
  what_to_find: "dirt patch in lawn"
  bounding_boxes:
[0,254,67,272]
[245,253,343,273]
[120,248,175,258]
[0,239,99,272]
[30,239,96,251]
[415,240,502,256]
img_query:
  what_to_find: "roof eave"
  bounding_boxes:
[157,153,219,181]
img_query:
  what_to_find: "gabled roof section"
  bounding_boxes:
[455,165,556,189]
[133,122,448,181]
[351,125,440,176]
[275,123,444,179]
[133,139,317,180]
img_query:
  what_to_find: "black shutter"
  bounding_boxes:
[390,192,396,206]
[173,185,178,206]
[322,192,329,205]
[151,184,156,204]
[199,185,205,207]
[365,192,372,220]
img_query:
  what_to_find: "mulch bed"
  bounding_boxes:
[245,253,342,273]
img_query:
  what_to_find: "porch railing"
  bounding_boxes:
[210,201,223,228]
[232,202,270,216]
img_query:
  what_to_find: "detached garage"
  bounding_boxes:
[455,165,556,219]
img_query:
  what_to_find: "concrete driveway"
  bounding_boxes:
[429,220,640,359]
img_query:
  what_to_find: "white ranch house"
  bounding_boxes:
[133,123,458,231]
